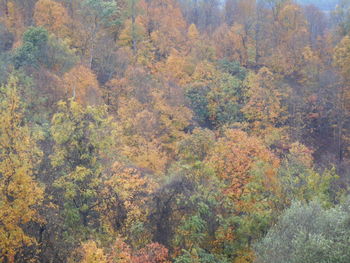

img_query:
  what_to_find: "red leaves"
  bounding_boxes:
[132,243,170,263]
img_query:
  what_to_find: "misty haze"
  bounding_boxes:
[1,0,350,262]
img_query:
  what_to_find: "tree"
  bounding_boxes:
[13,25,77,75]
[332,0,350,37]
[118,17,146,53]
[207,129,279,203]
[267,3,310,76]
[0,22,14,52]
[13,26,49,69]
[62,64,101,105]
[255,201,350,263]
[278,142,339,207]
[132,243,170,263]
[109,66,191,173]
[242,67,288,142]
[99,161,157,248]
[50,99,117,241]
[177,128,215,163]
[0,1,28,40]
[46,34,77,74]
[70,240,107,263]
[107,238,132,263]
[118,0,145,55]
[141,0,187,57]
[196,0,221,32]
[0,76,44,262]
[213,23,248,65]
[304,4,327,48]
[34,0,71,39]
[333,35,350,161]
[73,239,170,263]
[76,0,121,68]
[222,0,257,65]
[334,35,350,83]
[11,0,37,26]
[186,61,245,128]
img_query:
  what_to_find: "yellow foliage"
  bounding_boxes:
[334,35,350,81]
[100,162,157,245]
[118,17,146,48]
[116,96,169,173]
[0,76,44,261]
[78,241,107,263]
[289,142,314,168]
[233,248,255,263]
[112,66,191,173]
[160,50,195,85]
[191,61,218,85]
[187,23,199,41]
[299,46,323,86]
[242,67,289,140]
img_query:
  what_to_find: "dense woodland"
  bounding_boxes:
[2,0,350,262]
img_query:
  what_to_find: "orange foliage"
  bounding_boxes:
[34,0,70,39]
[207,129,279,201]
[62,64,102,105]
[78,239,170,263]
[107,238,132,263]
[140,0,187,57]
[132,243,170,263]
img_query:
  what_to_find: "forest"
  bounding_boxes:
[1,0,350,262]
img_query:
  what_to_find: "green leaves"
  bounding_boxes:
[278,143,339,207]
[186,65,245,128]
[50,99,117,239]
[255,201,350,263]
[13,27,49,69]
[82,0,121,28]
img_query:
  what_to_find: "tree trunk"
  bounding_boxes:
[131,0,137,55]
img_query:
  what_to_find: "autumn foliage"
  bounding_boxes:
[0,0,349,262]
